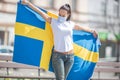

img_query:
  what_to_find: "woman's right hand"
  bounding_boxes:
[21,0,29,5]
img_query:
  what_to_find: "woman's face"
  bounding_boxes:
[59,9,68,17]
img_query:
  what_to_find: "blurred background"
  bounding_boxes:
[0,0,120,79]
[0,0,120,61]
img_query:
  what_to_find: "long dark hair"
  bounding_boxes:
[59,4,71,21]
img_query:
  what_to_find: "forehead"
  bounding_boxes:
[59,9,68,13]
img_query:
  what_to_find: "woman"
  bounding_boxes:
[21,0,98,80]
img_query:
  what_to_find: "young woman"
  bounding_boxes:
[21,0,98,80]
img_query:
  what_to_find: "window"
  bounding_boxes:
[114,0,119,2]
[49,0,54,8]
[29,0,33,3]
[101,1,106,16]
[0,31,4,45]
[72,0,77,11]
[33,0,50,8]
[113,4,119,17]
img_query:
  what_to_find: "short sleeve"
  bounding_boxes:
[50,18,56,28]
[70,21,75,29]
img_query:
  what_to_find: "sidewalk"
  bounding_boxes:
[92,72,119,79]
[0,68,119,79]
[0,68,55,77]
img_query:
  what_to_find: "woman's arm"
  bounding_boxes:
[21,0,51,23]
[74,24,98,38]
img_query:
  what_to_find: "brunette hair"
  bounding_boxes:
[59,4,71,21]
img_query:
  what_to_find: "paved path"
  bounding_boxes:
[0,68,119,79]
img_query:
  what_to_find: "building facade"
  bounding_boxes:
[0,0,120,59]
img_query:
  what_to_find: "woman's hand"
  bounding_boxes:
[21,0,29,5]
[91,30,98,38]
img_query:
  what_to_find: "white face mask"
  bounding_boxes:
[58,16,66,23]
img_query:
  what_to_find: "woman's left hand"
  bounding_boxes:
[91,30,98,38]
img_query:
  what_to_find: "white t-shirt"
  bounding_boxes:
[51,18,75,52]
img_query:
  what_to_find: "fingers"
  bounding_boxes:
[21,0,29,5]
[93,31,98,38]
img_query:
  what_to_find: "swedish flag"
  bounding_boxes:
[13,3,101,80]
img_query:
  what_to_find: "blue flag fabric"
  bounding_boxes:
[13,3,101,80]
